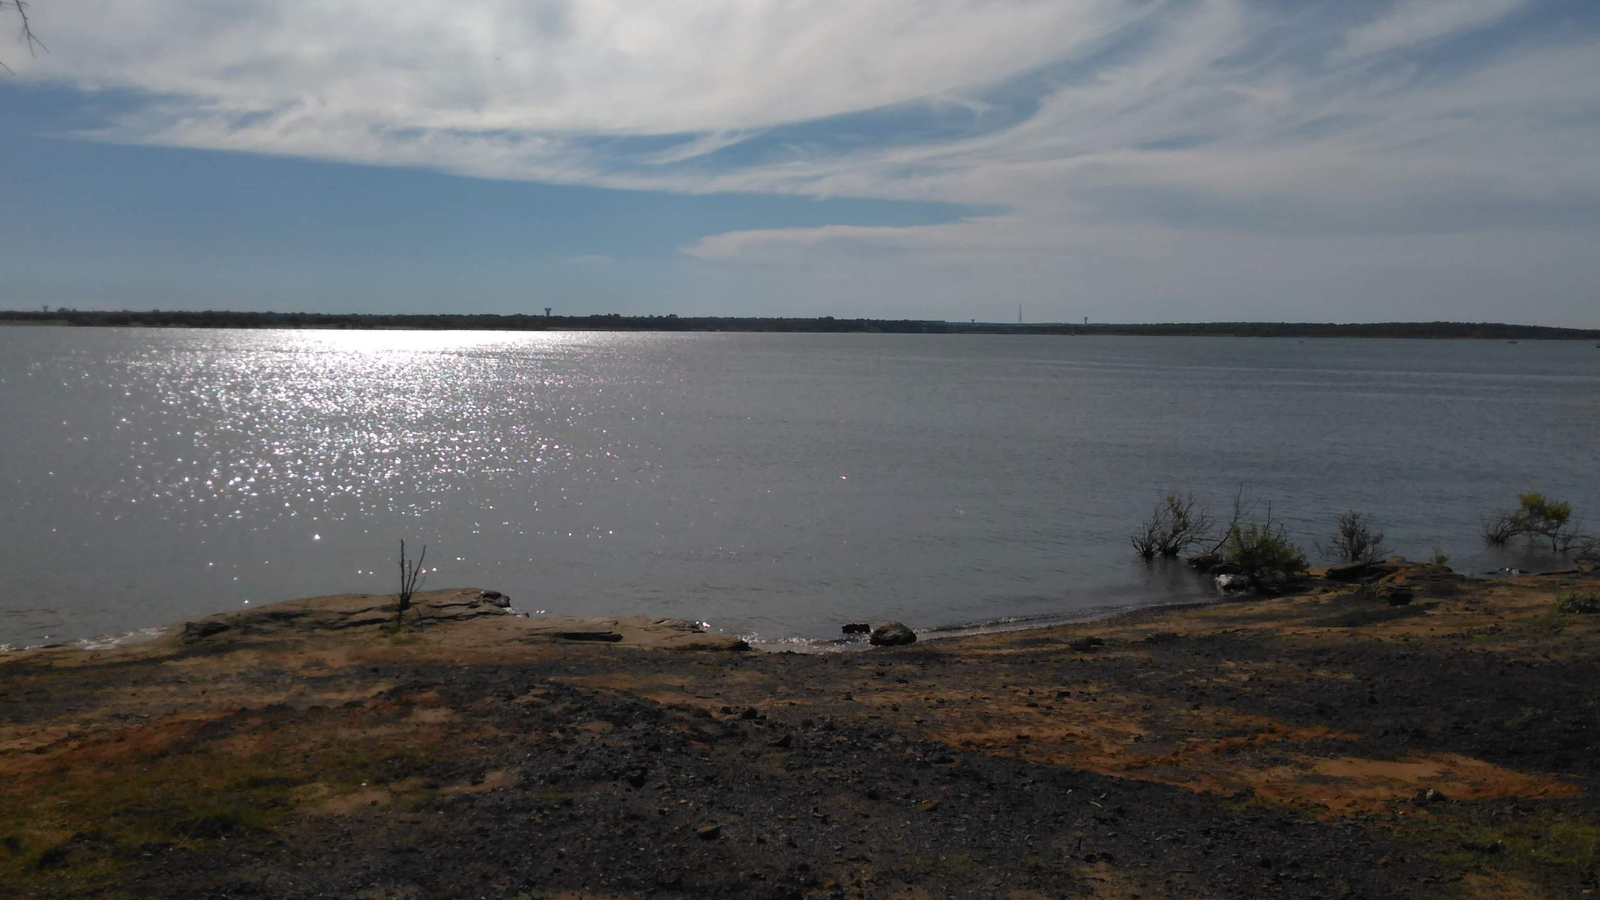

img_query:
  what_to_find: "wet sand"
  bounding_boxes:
[3,562,1597,899]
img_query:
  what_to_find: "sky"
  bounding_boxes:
[2,0,1598,325]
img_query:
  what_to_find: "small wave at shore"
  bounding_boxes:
[1,625,168,654]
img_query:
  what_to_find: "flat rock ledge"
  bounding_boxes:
[175,588,748,652]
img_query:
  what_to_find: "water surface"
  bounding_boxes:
[2,328,1595,647]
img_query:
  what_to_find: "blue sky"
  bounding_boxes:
[2,0,1598,324]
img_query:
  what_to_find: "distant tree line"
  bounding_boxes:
[3,310,1598,340]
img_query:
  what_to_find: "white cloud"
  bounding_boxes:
[1339,0,1527,61]
[21,1,1128,133]
[9,0,1600,323]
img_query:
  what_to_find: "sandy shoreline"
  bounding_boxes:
[0,588,1212,657]
[3,560,1598,898]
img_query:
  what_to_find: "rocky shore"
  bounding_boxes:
[3,561,1597,899]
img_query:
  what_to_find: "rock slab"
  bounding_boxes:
[869,622,917,646]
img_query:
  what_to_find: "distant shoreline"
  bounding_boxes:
[2,310,1598,340]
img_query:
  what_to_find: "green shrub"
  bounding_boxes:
[1554,592,1600,614]
[1516,493,1573,551]
[1482,492,1589,552]
[1223,519,1308,588]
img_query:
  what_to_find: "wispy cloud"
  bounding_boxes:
[1338,0,1528,60]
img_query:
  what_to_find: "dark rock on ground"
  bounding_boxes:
[869,622,917,646]
[182,620,231,641]
[1385,587,1416,606]
[1326,561,1400,582]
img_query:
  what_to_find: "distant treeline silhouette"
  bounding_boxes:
[2,309,1597,340]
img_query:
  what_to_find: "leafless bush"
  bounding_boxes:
[396,540,427,628]
[1579,534,1599,559]
[1481,509,1521,546]
[1554,526,1594,555]
[1320,510,1389,564]
[1131,493,1215,559]
[1130,517,1162,560]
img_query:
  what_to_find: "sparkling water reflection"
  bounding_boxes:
[1,328,1595,647]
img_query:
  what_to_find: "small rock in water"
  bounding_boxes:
[841,623,871,635]
[869,622,917,646]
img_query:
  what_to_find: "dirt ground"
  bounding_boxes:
[2,563,1597,899]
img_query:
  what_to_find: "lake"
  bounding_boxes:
[1,327,1595,649]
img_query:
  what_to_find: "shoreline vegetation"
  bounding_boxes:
[3,309,1600,339]
[4,561,1598,898]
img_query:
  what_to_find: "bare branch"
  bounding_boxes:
[1318,510,1389,564]
[396,540,428,628]
[1131,493,1217,560]
[1,0,47,74]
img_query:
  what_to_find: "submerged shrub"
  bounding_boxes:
[1482,509,1521,546]
[1130,493,1215,560]
[1482,493,1589,553]
[1516,493,1574,552]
